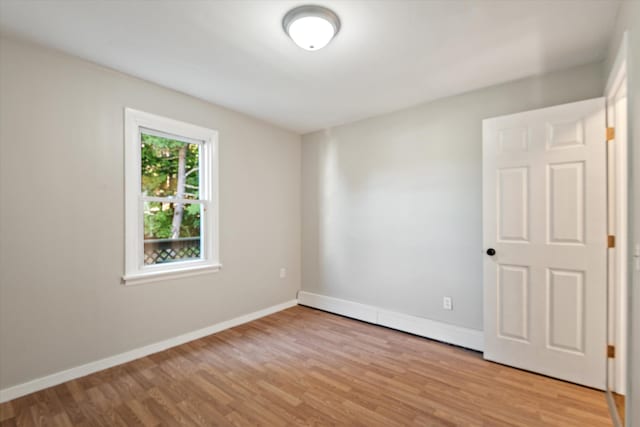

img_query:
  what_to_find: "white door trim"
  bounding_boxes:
[605,31,629,396]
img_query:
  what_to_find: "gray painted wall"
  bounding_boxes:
[606,1,640,423]
[0,37,301,390]
[302,62,604,332]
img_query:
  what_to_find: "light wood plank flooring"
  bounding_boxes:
[613,393,625,424]
[0,306,612,426]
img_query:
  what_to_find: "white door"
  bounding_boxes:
[483,98,607,389]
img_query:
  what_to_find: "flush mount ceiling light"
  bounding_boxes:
[283,5,340,51]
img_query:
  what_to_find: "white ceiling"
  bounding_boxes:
[0,0,620,133]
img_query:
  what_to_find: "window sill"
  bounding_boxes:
[122,263,222,286]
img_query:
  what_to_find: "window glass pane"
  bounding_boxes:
[141,133,200,200]
[143,201,202,265]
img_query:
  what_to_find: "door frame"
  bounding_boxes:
[604,31,628,398]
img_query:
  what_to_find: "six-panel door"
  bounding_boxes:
[483,98,606,389]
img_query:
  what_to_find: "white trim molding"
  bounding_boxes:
[123,108,220,285]
[122,263,223,286]
[605,32,628,96]
[298,291,484,352]
[0,299,297,403]
[605,30,629,397]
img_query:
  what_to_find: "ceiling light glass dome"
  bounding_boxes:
[283,5,340,51]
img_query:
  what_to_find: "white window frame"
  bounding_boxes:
[122,108,220,286]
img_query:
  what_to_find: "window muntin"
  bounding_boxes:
[123,109,219,285]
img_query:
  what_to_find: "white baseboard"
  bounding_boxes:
[298,291,484,352]
[0,299,298,403]
[296,291,378,323]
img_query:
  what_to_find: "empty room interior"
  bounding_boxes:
[0,0,639,426]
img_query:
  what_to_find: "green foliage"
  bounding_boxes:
[144,203,173,239]
[141,133,199,197]
[142,134,201,239]
[143,202,201,239]
[185,204,201,216]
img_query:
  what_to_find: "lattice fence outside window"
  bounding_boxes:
[143,237,201,265]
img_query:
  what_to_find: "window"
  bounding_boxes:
[123,108,219,285]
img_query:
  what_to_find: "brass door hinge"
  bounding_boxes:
[607,345,615,359]
[607,127,615,141]
[608,235,616,248]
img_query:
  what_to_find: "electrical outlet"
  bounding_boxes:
[443,297,453,311]
[279,268,287,279]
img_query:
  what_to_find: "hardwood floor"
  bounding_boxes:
[613,393,625,424]
[0,306,612,426]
